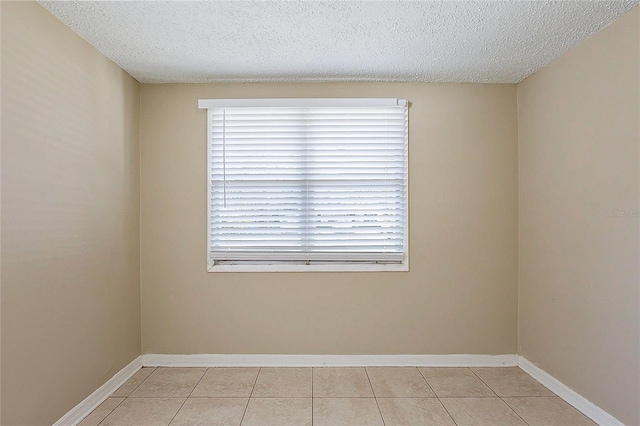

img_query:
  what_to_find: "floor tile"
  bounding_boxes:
[100,398,185,426]
[241,398,311,426]
[471,367,555,397]
[111,367,156,397]
[170,398,248,426]
[78,398,123,426]
[377,398,456,426]
[313,367,374,397]
[419,367,494,397]
[313,398,384,426]
[191,367,259,398]
[440,397,527,426]
[503,396,597,426]
[366,367,434,397]
[130,367,206,398]
[251,367,312,397]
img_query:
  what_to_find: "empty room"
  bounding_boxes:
[1,1,638,425]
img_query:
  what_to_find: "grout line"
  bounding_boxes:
[118,394,558,400]
[167,367,208,425]
[95,397,126,426]
[498,397,531,426]
[311,368,314,426]
[374,396,386,426]
[97,367,158,426]
[467,369,557,398]
[239,367,261,425]
[126,395,529,399]
[187,367,209,397]
[363,367,385,425]
[125,366,158,397]
[414,367,460,426]
[415,366,438,397]
[436,398,459,426]
[184,395,312,399]
[496,395,559,398]
[363,367,376,397]
[467,368,531,426]
[119,396,207,399]
[469,368,501,398]
[166,398,188,426]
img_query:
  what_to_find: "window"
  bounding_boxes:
[198,98,408,272]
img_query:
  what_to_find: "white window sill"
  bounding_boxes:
[207,263,409,273]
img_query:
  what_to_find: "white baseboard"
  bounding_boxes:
[141,353,518,367]
[518,356,623,426]
[54,354,624,426]
[53,356,142,426]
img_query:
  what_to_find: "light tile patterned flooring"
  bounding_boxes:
[80,366,597,426]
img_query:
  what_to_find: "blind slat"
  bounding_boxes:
[206,101,408,265]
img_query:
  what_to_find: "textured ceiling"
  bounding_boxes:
[39,1,637,84]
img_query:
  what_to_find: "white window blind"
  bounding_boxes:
[200,98,408,269]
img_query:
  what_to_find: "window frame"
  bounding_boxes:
[199,98,409,273]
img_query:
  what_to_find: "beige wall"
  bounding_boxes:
[517,7,639,426]
[140,83,518,355]
[1,2,141,425]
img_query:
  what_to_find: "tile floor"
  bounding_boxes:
[80,366,597,426]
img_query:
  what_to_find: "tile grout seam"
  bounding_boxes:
[363,367,385,425]
[167,367,208,425]
[416,366,459,426]
[239,367,261,425]
[96,366,157,426]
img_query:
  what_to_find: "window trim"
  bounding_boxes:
[208,262,409,273]
[198,98,407,109]
[200,98,409,273]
